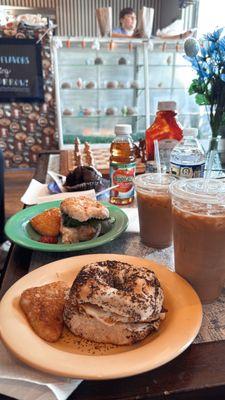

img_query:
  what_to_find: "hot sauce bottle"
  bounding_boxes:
[110,124,136,205]
[145,101,183,171]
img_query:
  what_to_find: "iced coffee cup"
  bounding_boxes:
[170,178,225,303]
[134,173,175,248]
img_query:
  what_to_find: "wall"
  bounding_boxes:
[1,0,55,7]
[55,0,162,36]
[2,0,162,35]
[0,25,57,168]
[1,0,198,38]
[160,0,181,30]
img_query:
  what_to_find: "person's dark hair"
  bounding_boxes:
[119,7,135,21]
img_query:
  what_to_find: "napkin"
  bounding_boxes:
[0,341,82,400]
[122,207,139,233]
[21,179,96,205]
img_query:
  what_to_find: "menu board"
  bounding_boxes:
[0,38,44,102]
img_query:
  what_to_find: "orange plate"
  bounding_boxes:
[0,254,202,379]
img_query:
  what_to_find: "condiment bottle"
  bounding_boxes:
[110,124,136,205]
[145,101,183,172]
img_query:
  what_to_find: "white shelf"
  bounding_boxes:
[61,87,144,91]
[62,114,145,118]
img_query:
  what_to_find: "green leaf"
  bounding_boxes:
[61,213,115,236]
[189,79,204,95]
[195,93,210,105]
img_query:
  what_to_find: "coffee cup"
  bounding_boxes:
[134,173,175,248]
[170,178,225,303]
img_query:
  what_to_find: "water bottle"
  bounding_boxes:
[170,128,205,179]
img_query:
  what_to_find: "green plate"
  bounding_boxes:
[4,200,128,252]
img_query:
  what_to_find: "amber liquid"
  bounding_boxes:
[145,110,183,161]
[110,139,136,205]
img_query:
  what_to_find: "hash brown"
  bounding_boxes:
[30,207,61,237]
[20,281,69,342]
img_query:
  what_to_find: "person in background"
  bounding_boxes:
[112,7,137,37]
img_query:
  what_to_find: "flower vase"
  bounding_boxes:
[205,136,223,178]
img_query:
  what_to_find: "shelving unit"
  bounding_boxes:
[53,37,149,149]
[53,37,198,149]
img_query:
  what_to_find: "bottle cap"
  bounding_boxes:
[115,124,132,135]
[183,128,198,137]
[158,101,176,111]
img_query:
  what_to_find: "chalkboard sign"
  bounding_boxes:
[0,38,44,102]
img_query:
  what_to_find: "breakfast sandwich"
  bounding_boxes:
[20,281,69,342]
[60,196,112,243]
[64,260,166,345]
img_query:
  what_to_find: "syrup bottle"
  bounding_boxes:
[110,124,136,205]
[145,101,183,172]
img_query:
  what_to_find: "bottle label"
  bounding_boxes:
[110,162,136,199]
[145,160,158,173]
[158,139,179,167]
[171,162,205,178]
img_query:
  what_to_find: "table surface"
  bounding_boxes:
[1,151,225,400]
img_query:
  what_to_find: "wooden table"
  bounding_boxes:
[1,151,225,400]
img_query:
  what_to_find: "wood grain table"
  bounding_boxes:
[1,151,225,400]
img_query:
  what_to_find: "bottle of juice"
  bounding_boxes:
[145,101,183,171]
[110,124,136,205]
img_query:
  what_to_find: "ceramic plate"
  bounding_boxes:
[4,201,128,252]
[0,254,202,379]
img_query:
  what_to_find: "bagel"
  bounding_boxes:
[64,260,165,345]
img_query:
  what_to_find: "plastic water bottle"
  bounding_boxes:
[170,128,205,179]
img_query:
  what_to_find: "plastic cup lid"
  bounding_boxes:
[134,173,176,191]
[170,178,225,204]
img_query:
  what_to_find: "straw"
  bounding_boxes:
[96,184,119,197]
[154,139,161,174]
[205,149,216,179]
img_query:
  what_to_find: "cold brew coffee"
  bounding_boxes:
[170,179,225,303]
[135,173,175,248]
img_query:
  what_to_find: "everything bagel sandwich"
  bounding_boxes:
[64,260,166,345]
[60,196,112,243]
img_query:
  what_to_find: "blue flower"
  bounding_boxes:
[185,27,225,137]
[200,46,207,59]
[218,36,225,52]
[204,27,224,42]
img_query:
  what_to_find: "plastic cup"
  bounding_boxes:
[134,173,175,249]
[170,178,225,303]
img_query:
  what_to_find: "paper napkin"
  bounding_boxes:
[0,341,82,400]
[20,179,96,205]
